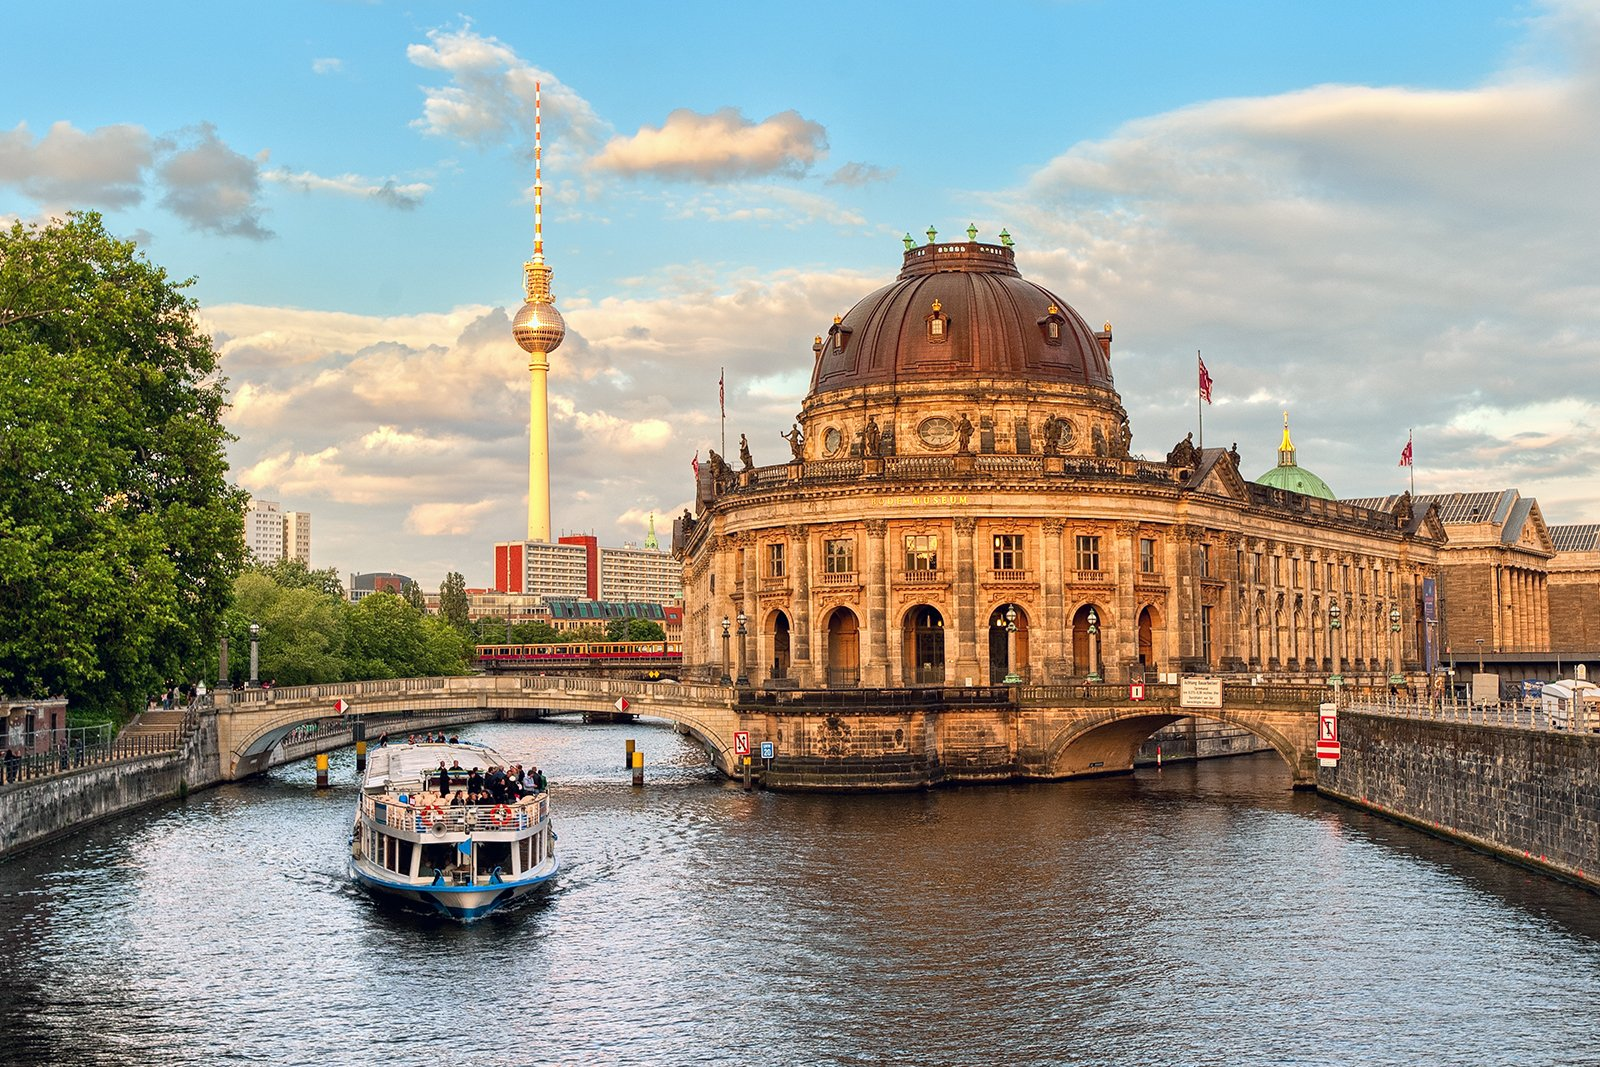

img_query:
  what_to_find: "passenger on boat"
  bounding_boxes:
[435,762,451,796]
[467,768,483,795]
[449,790,467,807]
[533,767,548,792]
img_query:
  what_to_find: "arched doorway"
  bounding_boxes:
[903,606,946,685]
[770,611,791,681]
[1137,605,1159,671]
[1071,604,1103,679]
[987,603,1031,684]
[825,608,859,688]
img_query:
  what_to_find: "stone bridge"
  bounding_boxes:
[212,676,1329,788]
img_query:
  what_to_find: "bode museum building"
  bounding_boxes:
[674,231,1455,691]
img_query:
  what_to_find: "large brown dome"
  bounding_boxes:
[808,239,1112,398]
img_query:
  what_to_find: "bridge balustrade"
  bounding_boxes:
[1345,696,1598,733]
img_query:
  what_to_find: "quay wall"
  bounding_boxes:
[0,714,221,859]
[1318,711,1600,892]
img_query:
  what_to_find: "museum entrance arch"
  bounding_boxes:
[769,610,791,681]
[987,603,1031,684]
[1136,605,1160,670]
[825,607,860,688]
[1071,604,1105,678]
[903,605,946,686]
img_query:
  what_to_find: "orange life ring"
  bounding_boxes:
[490,804,513,827]
[421,804,446,833]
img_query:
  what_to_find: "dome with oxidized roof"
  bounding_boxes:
[1255,414,1335,500]
[807,231,1113,399]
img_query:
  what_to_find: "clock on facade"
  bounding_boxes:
[824,426,843,455]
[918,416,956,448]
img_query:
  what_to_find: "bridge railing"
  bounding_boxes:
[1,706,201,786]
[1345,696,1599,733]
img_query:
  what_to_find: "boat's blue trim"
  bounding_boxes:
[351,857,559,921]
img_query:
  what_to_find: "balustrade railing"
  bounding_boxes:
[1343,696,1598,734]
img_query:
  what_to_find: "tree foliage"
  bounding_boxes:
[438,570,469,629]
[253,557,345,599]
[0,213,245,714]
[606,617,667,642]
[402,578,426,612]
[229,571,471,685]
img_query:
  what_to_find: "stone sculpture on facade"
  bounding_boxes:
[1166,432,1199,469]
[781,422,805,461]
[739,433,754,471]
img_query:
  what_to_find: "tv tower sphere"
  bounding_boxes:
[512,289,565,354]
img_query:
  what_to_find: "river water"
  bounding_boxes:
[3,720,1599,1067]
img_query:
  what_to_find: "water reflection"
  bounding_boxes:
[2,721,1597,1067]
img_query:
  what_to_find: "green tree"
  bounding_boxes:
[0,213,245,716]
[606,617,667,642]
[438,570,469,629]
[232,572,346,686]
[402,578,427,612]
[256,557,345,599]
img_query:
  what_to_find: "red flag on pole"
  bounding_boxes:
[691,451,700,479]
[1198,355,1214,405]
[719,369,725,417]
[1399,434,1413,467]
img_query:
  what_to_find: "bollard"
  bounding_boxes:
[742,755,752,791]
[315,752,330,789]
[631,749,644,787]
[625,738,636,770]
[355,739,368,773]
[1156,744,1162,770]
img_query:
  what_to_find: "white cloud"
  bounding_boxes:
[827,161,896,187]
[665,184,867,229]
[0,121,152,207]
[592,108,827,181]
[264,166,430,209]
[407,25,606,151]
[155,123,272,239]
[312,57,343,75]
[406,499,499,536]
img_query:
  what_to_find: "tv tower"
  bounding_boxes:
[511,80,565,542]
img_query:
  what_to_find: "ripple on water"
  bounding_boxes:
[3,727,1600,1067]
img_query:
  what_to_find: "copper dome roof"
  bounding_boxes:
[808,240,1113,398]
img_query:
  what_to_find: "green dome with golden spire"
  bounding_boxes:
[1254,412,1334,499]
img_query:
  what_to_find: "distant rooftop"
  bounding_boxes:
[1551,524,1600,552]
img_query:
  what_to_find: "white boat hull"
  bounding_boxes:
[350,855,559,921]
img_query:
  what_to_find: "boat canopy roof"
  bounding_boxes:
[365,741,505,789]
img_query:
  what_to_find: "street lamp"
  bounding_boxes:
[1388,603,1404,687]
[720,615,732,686]
[736,611,749,687]
[1475,637,1485,674]
[1002,605,1022,685]
[248,623,260,688]
[1086,608,1101,683]
[1328,601,1343,689]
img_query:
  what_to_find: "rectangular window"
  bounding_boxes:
[1074,534,1101,572]
[1200,544,1212,578]
[993,533,1023,571]
[766,542,785,578]
[1254,552,1264,583]
[824,538,855,574]
[905,534,939,572]
[1200,605,1214,664]
[1139,538,1157,573]
[1291,558,1301,586]
[1271,556,1281,586]
[1326,562,1335,590]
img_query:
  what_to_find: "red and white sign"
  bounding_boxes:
[1316,703,1340,764]
[1129,681,1146,701]
[333,698,350,714]
[733,731,751,757]
[614,697,631,713]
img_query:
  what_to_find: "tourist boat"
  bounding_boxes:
[349,739,557,921]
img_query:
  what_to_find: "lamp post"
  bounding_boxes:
[1086,608,1101,683]
[736,611,749,687]
[1388,603,1403,687]
[248,623,260,688]
[1328,601,1343,691]
[217,635,230,691]
[720,616,732,686]
[1475,638,1485,674]
[1002,605,1022,685]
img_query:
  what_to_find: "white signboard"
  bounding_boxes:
[1180,676,1223,709]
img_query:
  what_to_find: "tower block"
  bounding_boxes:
[511,80,565,542]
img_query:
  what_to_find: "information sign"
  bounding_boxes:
[734,731,751,757]
[760,741,774,759]
[333,698,350,714]
[1129,681,1146,701]
[1179,676,1223,709]
[614,697,631,713]
[1317,702,1340,765]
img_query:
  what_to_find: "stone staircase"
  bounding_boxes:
[118,708,188,745]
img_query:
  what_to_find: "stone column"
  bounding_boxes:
[953,516,980,683]
[1042,518,1068,678]
[789,523,812,686]
[866,519,890,686]
[1113,520,1139,682]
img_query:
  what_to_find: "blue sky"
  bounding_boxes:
[5,0,1597,588]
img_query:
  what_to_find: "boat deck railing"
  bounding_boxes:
[360,792,548,834]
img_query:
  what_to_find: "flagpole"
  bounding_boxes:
[720,366,726,463]
[1196,350,1204,453]
[1409,429,1414,496]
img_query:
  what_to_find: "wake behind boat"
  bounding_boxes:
[349,739,557,921]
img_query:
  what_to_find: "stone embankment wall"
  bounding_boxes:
[1318,711,1600,892]
[0,714,221,859]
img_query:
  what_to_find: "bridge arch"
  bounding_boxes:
[1040,704,1314,787]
